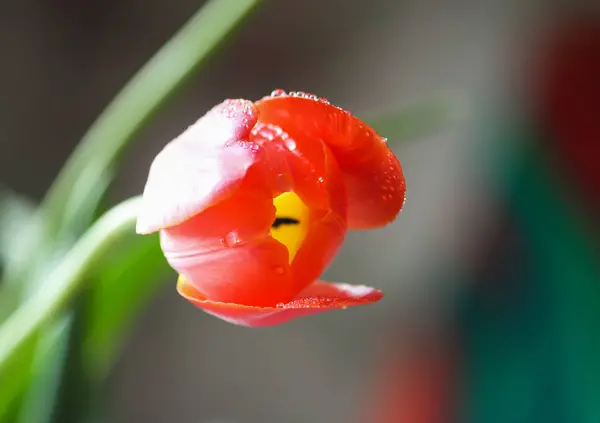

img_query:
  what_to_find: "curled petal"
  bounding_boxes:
[177,277,383,327]
[256,94,406,229]
[160,192,297,307]
[252,124,348,292]
[137,99,259,234]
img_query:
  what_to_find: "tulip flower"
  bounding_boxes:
[136,90,406,326]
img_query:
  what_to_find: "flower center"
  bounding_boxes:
[270,192,310,262]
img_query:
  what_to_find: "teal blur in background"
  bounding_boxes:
[366,20,600,423]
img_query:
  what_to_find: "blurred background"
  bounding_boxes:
[1,1,599,422]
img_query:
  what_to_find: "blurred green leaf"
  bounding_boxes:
[0,197,141,420]
[0,334,40,420]
[0,232,170,422]
[15,315,73,423]
[83,232,171,380]
[367,91,466,144]
[0,189,40,286]
[47,300,98,423]
[45,235,171,423]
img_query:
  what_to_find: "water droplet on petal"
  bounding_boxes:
[223,231,241,247]
[285,139,297,151]
[271,89,287,97]
[273,266,285,275]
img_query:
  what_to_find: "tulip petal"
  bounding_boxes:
[177,277,383,327]
[256,93,406,229]
[250,122,348,294]
[160,191,300,307]
[136,99,259,234]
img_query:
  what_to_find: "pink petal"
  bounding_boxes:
[177,278,383,327]
[136,99,259,234]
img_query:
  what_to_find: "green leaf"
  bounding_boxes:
[14,314,73,423]
[46,299,100,423]
[0,197,141,419]
[0,333,40,420]
[43,235,171,423]
[0,189,40,286]
[0,231,170,422]
[82,232,171,380]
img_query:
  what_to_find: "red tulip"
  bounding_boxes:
[136,90,406,326]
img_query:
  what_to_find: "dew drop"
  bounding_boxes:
[271,89,287,97]
[285,139,297,151]
[274,173,292,192]
[289,91,318,100]
[223,231,241,247]
[273,266,285,275]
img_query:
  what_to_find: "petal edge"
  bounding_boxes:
[177,278,383,327]
[255,94,406,229]
[136,99,259,234]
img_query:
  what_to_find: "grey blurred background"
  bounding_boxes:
[1,1,596,422]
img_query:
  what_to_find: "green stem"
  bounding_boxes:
[0,197,142,375]
[40,0,262,237]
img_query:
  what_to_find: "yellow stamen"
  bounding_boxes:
[270,192,310,262]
